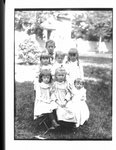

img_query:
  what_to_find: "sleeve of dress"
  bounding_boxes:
[65,82,73,101]
[79,63,84,79]
[35,83,41,102]
[81,88,87,101]
[50,83,57,101]
[51,63,55,76]
[33,64,41,90]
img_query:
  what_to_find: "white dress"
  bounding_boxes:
[67,87,90,127]
[51,61,66,75]
[34,82,57,119]
[65,61,84,86]
[51,81,76,122]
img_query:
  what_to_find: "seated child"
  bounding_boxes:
[67,78,90,127]
[51,67,76,123]
[34,69,60,128]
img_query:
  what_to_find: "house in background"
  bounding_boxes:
[40,14,75,53]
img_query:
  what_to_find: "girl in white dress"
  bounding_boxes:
[51,67,76,123]
[51,51,66,77]
[34,69,60,128]
[66,48,84,87]
[34,52,52,96]
[67,78,90,127]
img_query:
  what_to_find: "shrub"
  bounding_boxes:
[17,38,41,64]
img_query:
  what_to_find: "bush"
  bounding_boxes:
[18,38,41,64]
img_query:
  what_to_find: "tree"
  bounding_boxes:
[86,11,112,41]
[72,11,112,42]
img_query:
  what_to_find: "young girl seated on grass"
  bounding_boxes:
[66,48,84,87]
[51,67,76,123]
[34,69,60,129]
[67,78,90,127]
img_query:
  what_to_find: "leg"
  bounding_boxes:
[48,111,60,128]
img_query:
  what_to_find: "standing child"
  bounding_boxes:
[39,51,52,71]
[34,69,60,128]
[67,78,90,127]
[34,51,52,96]
[51,51,65,77]
[45,40,56,63]
[51,67,76,123]
[66,48,84,87]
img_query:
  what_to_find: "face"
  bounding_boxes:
[75,80,83,90]
[69,53,77,62]
[46,44,55,55]
[42,75,50,84]
[56,73,66,82]
[41,57,50,65]
[56,56,64,64]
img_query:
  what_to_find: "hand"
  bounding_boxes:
[60,103,66,108]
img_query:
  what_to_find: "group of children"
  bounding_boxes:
[33,40,90,129]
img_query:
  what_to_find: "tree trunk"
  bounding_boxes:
[98,36,102,53]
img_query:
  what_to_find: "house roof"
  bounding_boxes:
[40,17,59,30]
[40,16,71,30]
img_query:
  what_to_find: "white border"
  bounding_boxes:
[5,0,116,150]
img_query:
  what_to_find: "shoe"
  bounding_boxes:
[75,123,79,128]
[34,135,47,139]
[50,126,55,130]
[52,120,60,128]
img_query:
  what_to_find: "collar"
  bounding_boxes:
[40,82,51,89]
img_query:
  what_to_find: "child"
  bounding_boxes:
[51,51,66,77]
[51,67,76,123]
[45,40,56,62]
[34,69,60,128]
[34,51,52,95]
[39,51,52,70]
[66,48,84,87]
[67,78,90,127]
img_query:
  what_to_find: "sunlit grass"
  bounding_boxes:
[15,55,112,139]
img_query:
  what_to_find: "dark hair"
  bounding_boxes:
[45,40,56,48]
[74,78,84,87]
[40,52,51,64]
[39,69,52,83]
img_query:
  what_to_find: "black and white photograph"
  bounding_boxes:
[5,0,116,149]
[14,9,112,140]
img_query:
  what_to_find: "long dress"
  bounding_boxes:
[51,81,76,122]
[34,82,57,120]
[67,87,90,127]
[65,61,84,86]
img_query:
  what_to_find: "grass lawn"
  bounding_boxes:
[15,55,112,140]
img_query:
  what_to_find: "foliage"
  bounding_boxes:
[72,11,112,41]
[15,10,112,42]
[15,11,59,38]
[18,38,41,64]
